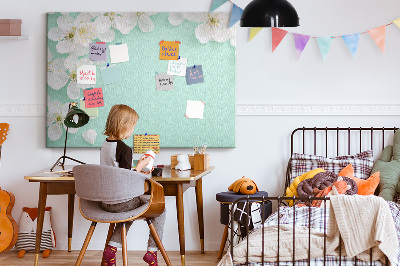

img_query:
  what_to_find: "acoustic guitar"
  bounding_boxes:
[0,123,9,165]
[0,187,18,252]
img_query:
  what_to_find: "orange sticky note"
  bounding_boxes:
[159,41,180,60]
[84,87,104,108]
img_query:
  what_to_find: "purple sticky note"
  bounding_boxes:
[89,43,107,61]
[186,65,204,85]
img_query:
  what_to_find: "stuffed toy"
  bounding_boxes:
[339,164,380,196]
[15,207,55,258]
[228,176,259,195]
[285,168,325,206]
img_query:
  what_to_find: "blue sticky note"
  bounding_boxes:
[89,43,107,61]
[100,64,121,85]
[186,65,204,85]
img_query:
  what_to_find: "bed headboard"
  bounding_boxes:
[285,127,399,190]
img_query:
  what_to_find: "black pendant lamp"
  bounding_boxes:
[240,0,300,27]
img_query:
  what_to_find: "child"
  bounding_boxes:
[100,104,166,266]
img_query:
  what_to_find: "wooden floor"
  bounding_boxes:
[0,250,222,266]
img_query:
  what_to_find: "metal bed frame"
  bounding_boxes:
[229,127,399,265]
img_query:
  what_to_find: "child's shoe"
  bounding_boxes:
[143,251,158,266]
[103,245,117,266]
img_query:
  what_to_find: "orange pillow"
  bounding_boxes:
[339,164,380,195]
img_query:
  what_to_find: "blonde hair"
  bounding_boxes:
[104,104,139,139]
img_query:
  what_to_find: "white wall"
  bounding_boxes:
[1,0,400,252]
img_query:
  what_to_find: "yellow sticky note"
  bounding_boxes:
[133,135,160,154]
[80,98,98,117]
[159,40,180,60]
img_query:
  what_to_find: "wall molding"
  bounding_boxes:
[1,104,400,116]
[236,104,400,116]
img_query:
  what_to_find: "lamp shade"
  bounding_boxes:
[64,106,89,128]
[240,0,299,27]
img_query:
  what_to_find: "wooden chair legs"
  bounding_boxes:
[218,225,229,259]
[75,222,97,266]
[101,223,115,266]
[147,219,172,266]
[121,223,128,266]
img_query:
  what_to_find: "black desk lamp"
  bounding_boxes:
[50,102,90,171]
[240,0,300,27]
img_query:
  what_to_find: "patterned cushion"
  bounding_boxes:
[290,150,374,185]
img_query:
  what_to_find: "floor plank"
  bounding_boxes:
[0,250,222,265]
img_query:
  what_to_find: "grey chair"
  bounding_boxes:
[73,164,171,266]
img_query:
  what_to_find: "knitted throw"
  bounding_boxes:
[218,195,398,266]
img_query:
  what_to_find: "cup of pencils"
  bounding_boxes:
[193,144,210,170]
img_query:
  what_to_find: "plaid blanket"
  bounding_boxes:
[233,201,400,266]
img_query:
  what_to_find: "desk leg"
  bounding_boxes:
[35,182,48,266]
[195,178,205,253]
[68,194,75,252]
[176,184,185,266]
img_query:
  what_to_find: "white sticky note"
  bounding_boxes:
[167,58,188,76]
[77,65,96,85]
[185,100,205,119]
[109,43,130,63]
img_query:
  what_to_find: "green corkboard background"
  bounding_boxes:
[47,12,236,148]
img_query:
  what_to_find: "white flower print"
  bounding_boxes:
[47,99,78,141]
[48,13,97,55]
[47,49,69,90]
[63,55,94,100]
[91,12,158,42]
[168,12,234,45]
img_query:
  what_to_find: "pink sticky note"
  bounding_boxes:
[84,87,104,108]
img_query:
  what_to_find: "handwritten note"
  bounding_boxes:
[186,65,204,85]
[167,58,187,76]
[156,73,174,91]
[109,43,130,63]
[84,87,104,108]
[101,64,121,85]
[77,65,96,85]
[133,134,160,154]
[185,100,205,119]
[89,42,107,61]
[159,40,180,60]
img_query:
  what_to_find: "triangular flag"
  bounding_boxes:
[316,36,333,61]
[368,25,386,53]
[210,0,229,13]
[249,28,263,42]
[393,18,400,28]
[272,27,288,52]
[342,33,360,58]
[229,4,243,28]
[293,33,311,60]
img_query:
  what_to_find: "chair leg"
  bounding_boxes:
[101,223,115,266]
[76,222,97,266]
[147,219,172,266]
[121,223,128,266]
[218,225,229,259]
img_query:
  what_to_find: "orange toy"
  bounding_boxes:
[228,176,259,195]
[339,164,380,195]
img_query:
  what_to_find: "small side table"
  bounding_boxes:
[216,191,272,259]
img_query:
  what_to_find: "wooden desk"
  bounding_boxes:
[25,165,214,266]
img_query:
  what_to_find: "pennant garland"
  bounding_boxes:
[316,37,333,61]
[209,0,400,60]
[271,28,288,52]
[368,25,386,53]
[210,0,229,13]
[229,4,243,28]
[293,34,311,60]
[342,33,360,58]
[249,28,263,42]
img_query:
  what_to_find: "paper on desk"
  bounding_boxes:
[185,100,205,119]
[109,43,130,63]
